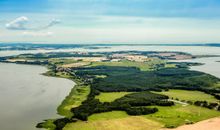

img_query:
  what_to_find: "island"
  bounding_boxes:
[1,50,220,130]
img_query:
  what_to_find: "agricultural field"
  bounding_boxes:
[89,111,129,121]
[144,104,220,128]
[64,116,162,130]
[90,59,166,71]
[95,92,133,102]
[63,104,220,130]
[154,90,219,103]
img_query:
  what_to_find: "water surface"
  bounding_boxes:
[175,57,220,78]
[0,63,74,130]
[1,46,220,57]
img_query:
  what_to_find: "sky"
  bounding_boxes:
[1,0,220,44]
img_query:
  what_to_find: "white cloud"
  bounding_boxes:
[5,16,29,30]
[5,16,61,30]
[45,19,61,29]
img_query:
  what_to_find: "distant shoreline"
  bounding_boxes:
[0,43,220,51]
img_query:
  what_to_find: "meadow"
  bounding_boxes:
[95,92,133,102]
[64,115,162,130]
[90,59,165,71]
[154,90,219,103]
[145,104,220,128]
[63,104,220,130]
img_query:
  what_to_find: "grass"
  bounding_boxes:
[90,59,165,71]
[49,58,77,65]
[213,82,220,89]
[63,104,220,130]
[95,92,133,102]
[64,116,162,130]
[165,63,176,68]
[38,119,56,130]
[153,89,219,103]
[144,104,220,128]
[57,84,90,117]
[49,58,91,68]
[89,111,129,121]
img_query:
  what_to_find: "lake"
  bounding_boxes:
[0,63,75,130]
[174,57,220,78]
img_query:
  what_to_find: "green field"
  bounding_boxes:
[213,82,220,88]
[63,104,220,130]
[95,92,133,102]
[64,115,162,130]
[90,59,165,71]
[37,119,56,130]
[89,111,129,121]
[49,58,77,65]
[153,89,219,103]
[144,104,220,128]
[64,89,220,129]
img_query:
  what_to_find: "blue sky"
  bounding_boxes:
[1,0,220,43]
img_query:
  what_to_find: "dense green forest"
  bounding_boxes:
[73,66,220,93]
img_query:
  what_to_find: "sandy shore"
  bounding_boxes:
[162,117,220,130]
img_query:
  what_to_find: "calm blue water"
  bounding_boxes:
[0,63,75,130]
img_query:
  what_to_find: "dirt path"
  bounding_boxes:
[162,117,220,130]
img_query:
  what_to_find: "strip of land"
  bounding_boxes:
[1,50,220,130]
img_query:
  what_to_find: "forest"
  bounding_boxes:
[73,66,220,93]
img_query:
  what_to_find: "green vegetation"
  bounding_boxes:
[49,58,77,65]
[58,84,90,117]
[50,64,219,130]
[48,58,91,68]
[90,59,165,71]
[154,90,219,103]
[144,104,220,128]
[36,119,56,130]
[88,111,129,121]
[63,104,220,130]
[74,66,220,92]
[11,52,102,59]
[64,116,162,130]
[95,92,132,102]
[114,92,173,107]
[71,91,170,121]
[213,82,220,88]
